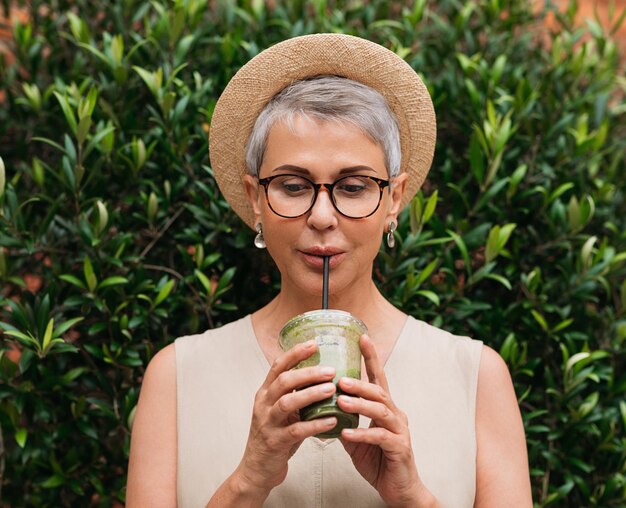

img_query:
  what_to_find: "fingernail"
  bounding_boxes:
[304,340,316,349]
[341,377,354,387]
[321,366,335,376]
[342,428,355,435]
[322,417,336,426]
[320,383,335,394]
[339,395,353,404]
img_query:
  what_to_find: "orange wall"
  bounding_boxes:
[552,0,626,54]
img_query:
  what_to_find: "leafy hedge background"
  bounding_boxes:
[0,0,625,506]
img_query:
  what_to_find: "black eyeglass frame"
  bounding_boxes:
[257,174,391,219]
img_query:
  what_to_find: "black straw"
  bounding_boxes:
[322,255,329,309]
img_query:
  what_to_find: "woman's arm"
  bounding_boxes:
[125,343,272,508]
[126,339,341,507]
[126,344,178,507]
[338,335,441,508]
[474,346,533,507]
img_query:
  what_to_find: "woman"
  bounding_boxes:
[126,34,532,507]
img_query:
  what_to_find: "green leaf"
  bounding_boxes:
[506,164,527,199]
[147,192,158,222]
[485,224,501,264]
[422,190,438,225]
[94,200,108,236]
[577,391,599,419]
[549,182,575,204]
[42,318,54,352]
[32,136,67,155]
[486,223,516,263]
[409,194,422,233]
[53,91,77,134]
[531,310,549,332]
[484,273,512,290]
[568,195,581,230]
[41,474,64,488]
[416,290,440,306]
[447,229,471,274]
[76,41,109,66]
[498,224,516,250]
[127,405,137,431]
[499,333,517,363]
[97,276,129,289]
[552,318,573,333]
[154,279,175,307]
[76,115,92,145]
[53,317,84,337]
[415,258,438,286]
[84,256,97,292]
[110,34,124,65]
[133,66,159,97]
[194,269,212,294]
[61,367,87,384]
[59,274,86,289]
[214,267,237,298]
[565,352,591,373]
[5,330,39,348]
[468,132,485,184]
[15,428,27,448]
[0,155,5,200]
[67,12,90,43]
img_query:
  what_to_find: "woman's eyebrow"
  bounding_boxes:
[271,164,310,174]
[338,165,376,174]
[270,165,376,175]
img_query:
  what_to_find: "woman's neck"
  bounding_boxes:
[251,278,407,359]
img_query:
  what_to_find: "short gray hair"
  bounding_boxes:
[245,75,401,177]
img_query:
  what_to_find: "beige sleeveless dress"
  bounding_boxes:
[175,315,483,508]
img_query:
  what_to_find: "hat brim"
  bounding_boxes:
[209,33,436,230]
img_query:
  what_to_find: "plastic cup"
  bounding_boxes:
[279,309,366,438]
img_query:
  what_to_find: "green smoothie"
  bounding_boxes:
[279,309,366,438]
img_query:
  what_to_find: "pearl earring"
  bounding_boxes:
[386,220,396,248]
[254,223,266,249]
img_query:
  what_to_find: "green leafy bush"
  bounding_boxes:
[0,0,624,506]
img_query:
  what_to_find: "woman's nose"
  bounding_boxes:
[306,187,339,230]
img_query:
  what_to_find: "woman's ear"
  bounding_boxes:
[243,174,262,224]
[386,172,408,222]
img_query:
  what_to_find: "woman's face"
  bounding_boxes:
[244,115,406,299]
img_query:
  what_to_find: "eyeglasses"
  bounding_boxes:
[257,174,390,219]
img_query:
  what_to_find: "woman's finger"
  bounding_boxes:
[265,365,336,403]
[340,426,408,455]
[337,376,393,405]
[263,340,318,388]
[281,416,338,443]
[359,334,391,393]
[336,394,405,434]
[270,382,336,423]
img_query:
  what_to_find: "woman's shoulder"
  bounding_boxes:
[173,314,255,370]
[404,315,483,349]
[175,314,252,347]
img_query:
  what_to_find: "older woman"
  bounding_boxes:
[126,34,532,507]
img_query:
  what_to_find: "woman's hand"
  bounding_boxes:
[233,339,339,498]
[337,334,439,508]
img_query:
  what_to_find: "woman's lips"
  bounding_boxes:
[299,250,345,269]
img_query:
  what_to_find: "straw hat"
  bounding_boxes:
[209,33,436,229]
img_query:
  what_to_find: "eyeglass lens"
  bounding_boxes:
[266,175,383,218]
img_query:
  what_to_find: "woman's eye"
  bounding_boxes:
[277,178,310,194]
[336,179,366,194]
[339,184,365,193]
